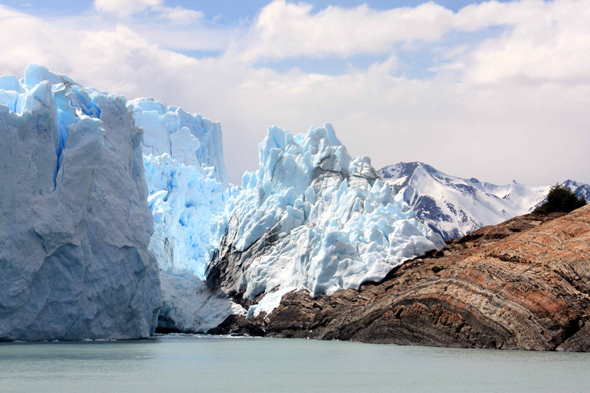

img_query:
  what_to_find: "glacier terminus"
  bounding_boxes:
[0,65,497,340]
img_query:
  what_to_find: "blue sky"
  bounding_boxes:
[0,0,588,185]
[5,0,514,15]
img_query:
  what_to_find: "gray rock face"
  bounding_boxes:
[0,65,161,341]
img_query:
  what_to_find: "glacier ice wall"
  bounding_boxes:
[0,65,161,341]
[143,154,228,279]
[207,124,444,317]
[130,99,239,332]
[130,98,228,187]
[129,96,230,280]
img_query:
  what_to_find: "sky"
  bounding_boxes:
[0,0,588,186]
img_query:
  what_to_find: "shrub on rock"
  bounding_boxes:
[541,184,587,213]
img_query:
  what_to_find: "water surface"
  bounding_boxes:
[1,335,589,392]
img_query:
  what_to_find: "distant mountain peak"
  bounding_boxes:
[378,161,589,241]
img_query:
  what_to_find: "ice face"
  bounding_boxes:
[0,65,161,341]
[129,98,228,188]
[207,124,445,317]
[132,100,237,332]
[143,154,228,279]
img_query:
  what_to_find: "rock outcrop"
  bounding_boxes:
[211,206,590,351]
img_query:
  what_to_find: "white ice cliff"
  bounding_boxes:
[130,98,240,332]
[207,124,445,317]
[0,65,451,337]
[0,65,160,341]
[131,98,228,187]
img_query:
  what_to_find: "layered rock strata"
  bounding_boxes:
[211,206,590,352]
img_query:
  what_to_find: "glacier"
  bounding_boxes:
[143,154,226,279]
[0,65,455,337]
[130,98,228,187]
[130,98,241,332]
[0,65,161,341]
[207,124,444,317]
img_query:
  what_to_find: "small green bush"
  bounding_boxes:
[541,184,587,213]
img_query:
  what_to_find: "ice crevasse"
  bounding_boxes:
[0,65,161,341]
[207,124,445,317]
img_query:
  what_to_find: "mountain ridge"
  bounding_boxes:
[378,161,590,240]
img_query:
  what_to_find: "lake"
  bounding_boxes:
[1,334,589,392]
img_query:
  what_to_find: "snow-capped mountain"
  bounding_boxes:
[378,162,589,240]
[560,180,590,203]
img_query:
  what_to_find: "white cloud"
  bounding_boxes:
[152,5,203,26]
[0,1,589,187]
[94,0,162,17]
[234,0,590,86]
[232,0,527,61]
[235,0,458,61]
[464,0,590,83]
[94,0,203,25]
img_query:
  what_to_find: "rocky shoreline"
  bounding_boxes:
[209,206,590,351]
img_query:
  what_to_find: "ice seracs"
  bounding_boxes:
[207,124,444,317]
[130,97,228,187]
[143,154,227,279]
[0,65,160,341]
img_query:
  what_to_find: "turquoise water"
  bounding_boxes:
[1,335,589,393]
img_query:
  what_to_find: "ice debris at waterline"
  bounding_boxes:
[207,124,445,317]
[133,98,235,332]
[0,64,161,341]
[158,270,244,333]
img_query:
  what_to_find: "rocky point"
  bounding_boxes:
[211,205,590,352]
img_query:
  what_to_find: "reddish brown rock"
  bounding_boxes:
[211,206,590,351]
